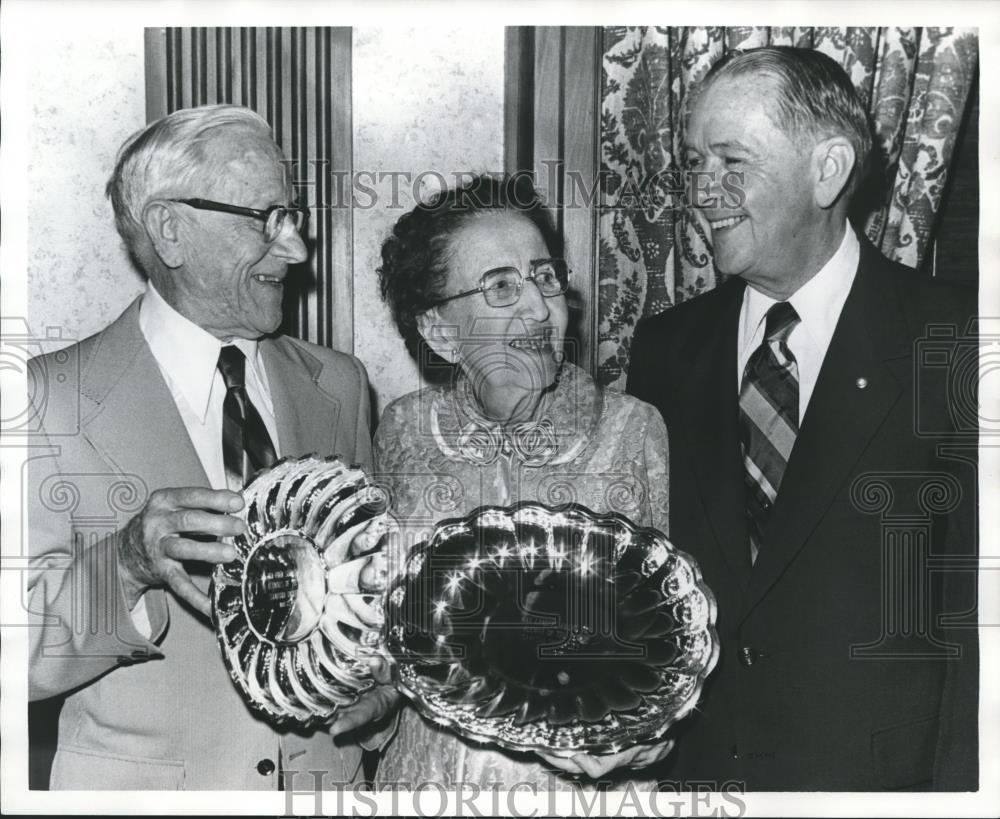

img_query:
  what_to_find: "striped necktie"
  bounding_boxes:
[217,345,277,488]
[739,301,800,564]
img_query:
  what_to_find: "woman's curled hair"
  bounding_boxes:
[377,173,561,362]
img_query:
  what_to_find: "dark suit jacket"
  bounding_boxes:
[627,236,978,791]
[27,296,373,789]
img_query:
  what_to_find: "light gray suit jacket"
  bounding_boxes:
[27,296,373,789]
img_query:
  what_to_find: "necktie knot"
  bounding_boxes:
[217,344,276,487]
[218,345,246,390]
[764,301,800,344]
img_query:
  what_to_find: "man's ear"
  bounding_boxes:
[812,136,856,209]
[141,201,185,269]
[415,308,458,362]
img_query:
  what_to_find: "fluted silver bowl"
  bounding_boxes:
[211,455,390,725]
[384,502,719,756]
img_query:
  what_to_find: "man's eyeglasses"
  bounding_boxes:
[169,198,308,243]
[430,259,571,309]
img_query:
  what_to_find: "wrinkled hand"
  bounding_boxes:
[117,487,246,616]
[323,512,391,572]
[328,654,401,738]
[539,738,675,779]
[323,513,399,740]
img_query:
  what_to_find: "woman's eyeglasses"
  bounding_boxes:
[169,198,308,243]
[430,259,570,309]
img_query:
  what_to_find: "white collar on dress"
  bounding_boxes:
[429,363,601,466]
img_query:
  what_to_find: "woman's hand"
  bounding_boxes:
[327,654,400,739]
[538,738,675,779]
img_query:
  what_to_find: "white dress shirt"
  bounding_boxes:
[737,224,860,424]
[130,283,281,633]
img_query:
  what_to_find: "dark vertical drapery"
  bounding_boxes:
[596,27,979,388]
[145,27,354,354]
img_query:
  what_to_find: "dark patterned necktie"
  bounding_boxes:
[739,301,801,565]
[217,345,277,488]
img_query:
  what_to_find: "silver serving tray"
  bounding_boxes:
[384,502,719,757]
[211,455,390,725]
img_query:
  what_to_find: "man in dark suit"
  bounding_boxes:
[628,47,978,791]
[27,104,394,788]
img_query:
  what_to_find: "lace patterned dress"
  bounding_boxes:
[373,363,670,789]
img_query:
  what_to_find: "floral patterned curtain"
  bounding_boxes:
[597,27,978,388]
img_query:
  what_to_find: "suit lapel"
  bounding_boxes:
[740,240,906,619]
[682,280,752,584]
[262,338,341,458]
[80,298,209,489]
[80,305,342,481]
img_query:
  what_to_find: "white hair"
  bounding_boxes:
[105,104,276,274]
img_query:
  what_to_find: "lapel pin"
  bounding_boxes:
[855,377,868,390]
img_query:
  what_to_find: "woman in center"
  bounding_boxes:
[375,174,672,788]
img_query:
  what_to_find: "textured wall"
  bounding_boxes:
[27,28,147,344]
[352,27,505,414]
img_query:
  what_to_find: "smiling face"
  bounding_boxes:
[162,127,306,340]
[422,210,569,415]
[685,74,831,298]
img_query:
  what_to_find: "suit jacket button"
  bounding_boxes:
[257,758,276,776]
[740,646,756,667]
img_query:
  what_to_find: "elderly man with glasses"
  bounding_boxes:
[26,104,394,790]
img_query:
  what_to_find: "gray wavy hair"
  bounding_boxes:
[698,46,874,198]
[105,104,276,274]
